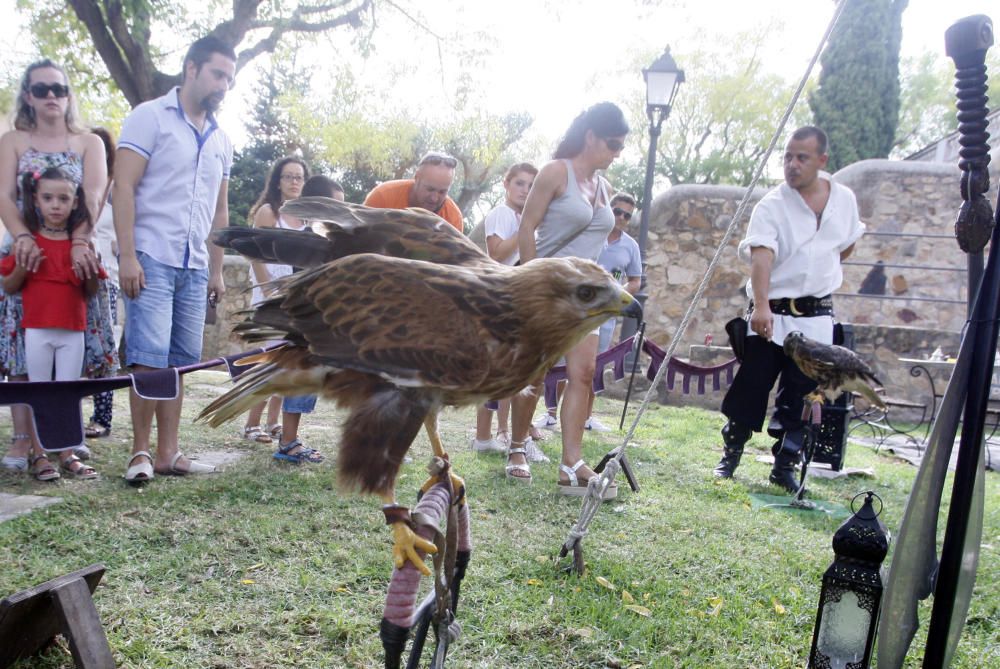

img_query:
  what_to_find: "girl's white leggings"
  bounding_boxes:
[25,328,85,382]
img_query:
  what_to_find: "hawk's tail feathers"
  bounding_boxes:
[197,363,328,428]
[336,386,429,497]
[853,376,887,411]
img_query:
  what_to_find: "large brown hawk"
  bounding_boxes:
[783,330,885,409]
[199,198,641,574]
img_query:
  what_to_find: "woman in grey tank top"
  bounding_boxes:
[505,102,629,498]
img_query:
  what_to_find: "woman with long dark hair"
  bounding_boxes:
[241,156,310,445]
[506,102,629,498]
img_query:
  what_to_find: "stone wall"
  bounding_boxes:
[640,159,993,351]
[201,255,254,361]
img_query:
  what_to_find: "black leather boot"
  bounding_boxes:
[769,429,804,493]
[713,421,751,478]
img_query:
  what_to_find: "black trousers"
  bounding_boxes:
[721,335,817,434]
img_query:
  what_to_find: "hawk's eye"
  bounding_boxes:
[576,286,597,302]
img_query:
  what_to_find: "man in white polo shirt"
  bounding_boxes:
[113,35,236,483]
[712,126,864,492]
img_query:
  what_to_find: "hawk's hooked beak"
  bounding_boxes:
[619,292,642,321]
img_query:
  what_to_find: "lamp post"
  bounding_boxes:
[620,47,685,346]
[808,491,889,669]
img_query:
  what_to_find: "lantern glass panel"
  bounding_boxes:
[815,588,870,669]
[645,70,678,107]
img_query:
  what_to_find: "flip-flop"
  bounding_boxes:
[124,450,154,484]
[156,452,217,476]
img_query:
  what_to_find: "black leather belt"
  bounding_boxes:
[750,295,834,317]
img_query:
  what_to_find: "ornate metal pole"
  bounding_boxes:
[948,15,995,312]
[923,15,995,667]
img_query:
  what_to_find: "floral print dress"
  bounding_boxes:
[0,147,118,378]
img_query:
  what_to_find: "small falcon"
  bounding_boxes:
[783,330,886,409]
[200,197,641,575]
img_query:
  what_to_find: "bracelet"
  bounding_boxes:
[14,233,34,242]
[71,239,92,247]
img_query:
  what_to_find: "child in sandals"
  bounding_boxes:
[0,167,105,479]
[271,175,346,464]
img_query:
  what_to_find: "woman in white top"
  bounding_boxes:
[242,157,309,443]
[471,163,544,456]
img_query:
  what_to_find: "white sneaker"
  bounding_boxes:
[524,438,550,463]
[585,417,612,432]
[471,437,505,453]
[533,414,559,431]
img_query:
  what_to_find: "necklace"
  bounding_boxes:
[40,221,67,234]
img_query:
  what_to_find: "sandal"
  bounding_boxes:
[29,454,60,482]
[60,455,99,480]
[504,441,532,483]
[242,425,272,444]
[124,450,154,484]
[557,460,617,500]
[273,438,323,464]
[84,423,111,439]
[266,423,283,440]
[73,444,92,461]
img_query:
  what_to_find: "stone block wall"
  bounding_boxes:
[201,255,254,361]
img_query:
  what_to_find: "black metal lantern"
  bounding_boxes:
[809,492,890,669]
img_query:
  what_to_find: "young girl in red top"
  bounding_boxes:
[1,167,104,478]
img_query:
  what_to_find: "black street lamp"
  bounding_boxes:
[620,47,685,345]
[808,492,889,669]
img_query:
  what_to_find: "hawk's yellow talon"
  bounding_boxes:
[390,521,436,576]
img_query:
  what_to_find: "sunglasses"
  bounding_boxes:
[418,152,458,169]
[603,138,625,152]
[613,207,632,221]
[29,82,70,99]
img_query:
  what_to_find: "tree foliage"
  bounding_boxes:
[228,49,316,227]
[19,0,373,107]
[608,28,812,190]
[893,49,1000,159]
[809,0,909,170]
[286,64,533,221]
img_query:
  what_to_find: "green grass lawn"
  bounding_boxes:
[1,371,997,668]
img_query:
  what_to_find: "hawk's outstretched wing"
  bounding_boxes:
[213,197,490,270]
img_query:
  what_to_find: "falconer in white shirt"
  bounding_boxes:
[712,126,865,492]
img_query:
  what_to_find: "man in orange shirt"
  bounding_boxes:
[364,151,464,231]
